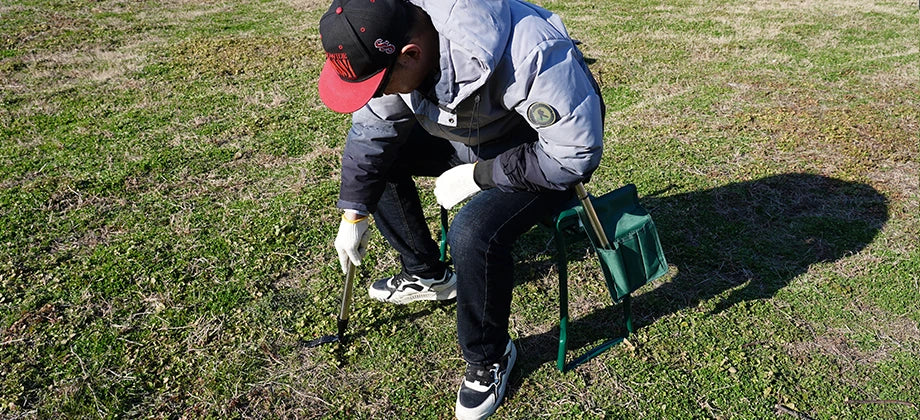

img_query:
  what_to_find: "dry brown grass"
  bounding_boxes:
[786,309,920,367]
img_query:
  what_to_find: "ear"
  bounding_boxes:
[400,43,422,61]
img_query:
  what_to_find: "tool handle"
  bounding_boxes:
[337,260,356,338]
[574,182,611,248]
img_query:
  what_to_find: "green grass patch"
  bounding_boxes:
[1,0,917,417]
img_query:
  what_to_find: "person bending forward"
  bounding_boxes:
[317,0,604,418]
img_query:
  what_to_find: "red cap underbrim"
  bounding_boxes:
[318,59,389,114]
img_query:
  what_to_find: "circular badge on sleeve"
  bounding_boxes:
[526,102,558,127]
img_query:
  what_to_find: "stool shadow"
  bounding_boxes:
[512,173,889,379]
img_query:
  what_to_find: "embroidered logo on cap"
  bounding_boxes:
[374,39,396,54]
[527,102,558,127]
[327,52,357,79]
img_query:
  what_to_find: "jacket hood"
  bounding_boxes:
[409,0,511,110]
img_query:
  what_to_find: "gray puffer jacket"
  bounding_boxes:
[337,0,604,214]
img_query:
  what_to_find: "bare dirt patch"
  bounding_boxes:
[10,42,151,97]
[787,302,920,368]
[868,160,919,204]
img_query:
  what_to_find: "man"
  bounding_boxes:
[317,0,604,418]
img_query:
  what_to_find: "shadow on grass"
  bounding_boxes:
[512,173,888,378]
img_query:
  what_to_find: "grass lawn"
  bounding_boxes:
[1,0,917,418]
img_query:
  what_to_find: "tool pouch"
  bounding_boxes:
[575,184,668,301]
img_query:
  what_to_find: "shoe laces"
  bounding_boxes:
[388,270,415,288]
[465,362,501,387]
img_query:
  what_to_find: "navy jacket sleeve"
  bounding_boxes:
[337,95,415,214]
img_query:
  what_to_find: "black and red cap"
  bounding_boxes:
[318,0,411,113]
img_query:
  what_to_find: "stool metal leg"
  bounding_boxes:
[439,206,448,262]
[554,183,635,372]
[553,220,570,372]
[625,294,634,333]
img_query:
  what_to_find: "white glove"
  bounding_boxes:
[334,213,370,274]
[434,163,482,210]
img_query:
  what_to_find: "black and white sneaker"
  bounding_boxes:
[367,268,457,304]
[455,340,517,420]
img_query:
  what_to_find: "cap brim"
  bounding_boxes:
[318,59,389,114]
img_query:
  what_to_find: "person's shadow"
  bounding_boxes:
[513,173,889,378]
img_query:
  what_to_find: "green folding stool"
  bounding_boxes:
[551,183,668,372]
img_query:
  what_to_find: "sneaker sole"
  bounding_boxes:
[369,286,457,305]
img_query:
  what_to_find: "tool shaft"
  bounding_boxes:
[574,183,611,248]
[337,261,357,339]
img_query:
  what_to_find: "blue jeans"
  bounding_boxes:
[373,123,572,365]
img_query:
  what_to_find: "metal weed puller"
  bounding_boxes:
[305,260,357,348]
[307,206,451,349]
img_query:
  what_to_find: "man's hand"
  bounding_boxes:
[334,212,370,274]
[434,163,482,210]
